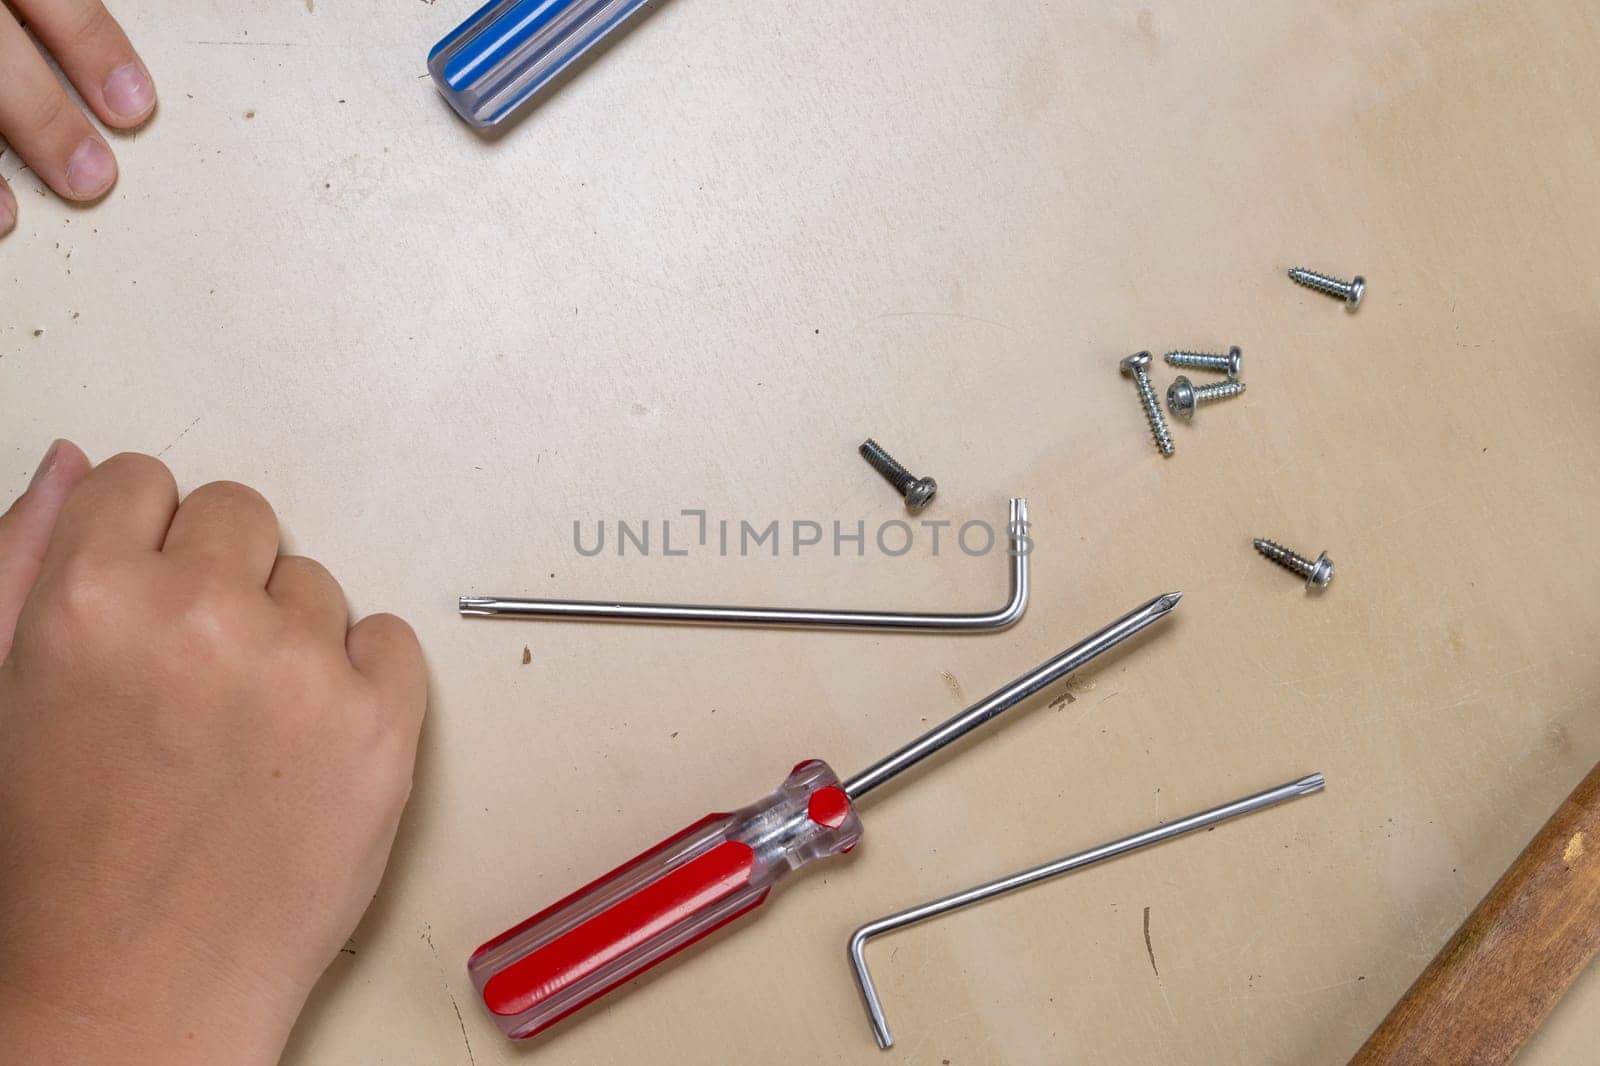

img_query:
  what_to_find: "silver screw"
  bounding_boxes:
[1119,351,1173,457]
[1166,375,1246,421]
[1288,267,1365,311]
[859,439,937,513]
[1165,346,1243,379]
[1253,538,1334,590]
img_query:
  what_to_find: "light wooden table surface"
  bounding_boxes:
[5,2,1598,1063]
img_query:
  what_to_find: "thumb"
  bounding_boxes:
[0,440,92,661]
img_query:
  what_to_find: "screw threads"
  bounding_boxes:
[859,438,914,493]
[1287,268,1347,298]
[1166,348,1241,377]
[1288,267,1364,309]
[1254,538,1313,577]
[1193,379,1246,406]
[1132,371,1174,456]
[1166,351,1231,370]
[1254,538,1334,590]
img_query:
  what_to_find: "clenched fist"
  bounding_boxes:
[0,442,427,1065]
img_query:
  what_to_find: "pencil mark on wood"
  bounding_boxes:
[1143,906,1159,977]
[422,925,476,1065]
[449,996,477,1066]
[158,416,203,456]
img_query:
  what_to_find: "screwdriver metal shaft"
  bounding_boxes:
[468,592,1183,1040]
[843,591,1182,799]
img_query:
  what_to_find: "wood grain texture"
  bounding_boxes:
[1350,763,1600,1065]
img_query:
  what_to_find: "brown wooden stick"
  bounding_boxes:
[1349,761,1600,1065]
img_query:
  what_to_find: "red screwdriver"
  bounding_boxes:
[468,591,1183,1039]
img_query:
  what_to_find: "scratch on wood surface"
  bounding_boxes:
[422,926,476,1066]
[1143,906,1159,977]
[860,310,1019,334]
[941,670,964,703]
[187,39,301,47]
[1564,832,1585,867]
[158,415,203,456]
[448,997,476,1066]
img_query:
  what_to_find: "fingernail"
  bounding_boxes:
[65,138,116,200]
[102,62,155,123]
[28,441,64,490]
[0,186,15,236]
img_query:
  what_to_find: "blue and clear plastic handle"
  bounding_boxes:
[429,0,655,127]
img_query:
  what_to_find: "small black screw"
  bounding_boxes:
[859,439,937,513]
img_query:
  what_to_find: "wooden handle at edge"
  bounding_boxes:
[1349,761,1600,1065]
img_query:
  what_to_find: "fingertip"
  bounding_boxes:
[0,440,93,657]
[33,439,92,492]
[22,440,91,510]
[101,60,156,128]
[64,136,117,201]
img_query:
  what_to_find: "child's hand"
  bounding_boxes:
[0,2,155,236]
[0,443,427,1066]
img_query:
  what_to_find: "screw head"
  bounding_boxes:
[1166,375,1197,420]
[1120,351,1152,376]
[1227,346,1243,378]
[1346,277,1365,310]
[1307,551,1334,589]
[904,477,937,513]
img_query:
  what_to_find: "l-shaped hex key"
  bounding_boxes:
[848,773,1326,1049]
[460,497,1030,631]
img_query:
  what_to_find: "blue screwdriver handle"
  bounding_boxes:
[430,0,656,127]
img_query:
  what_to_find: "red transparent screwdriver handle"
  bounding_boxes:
[468,760,863,1039]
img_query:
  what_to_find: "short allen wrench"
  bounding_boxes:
[460,498,1030,632]
[847,773,1326,1049]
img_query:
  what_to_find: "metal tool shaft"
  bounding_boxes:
[461,498,1029,632]
[841,591,1182,800]
[849,772,1326,1048]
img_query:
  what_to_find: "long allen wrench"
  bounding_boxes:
[460,498,1030,631]
[848,773,1327,1049]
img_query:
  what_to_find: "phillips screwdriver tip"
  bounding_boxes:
[1296,773,1327,795]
